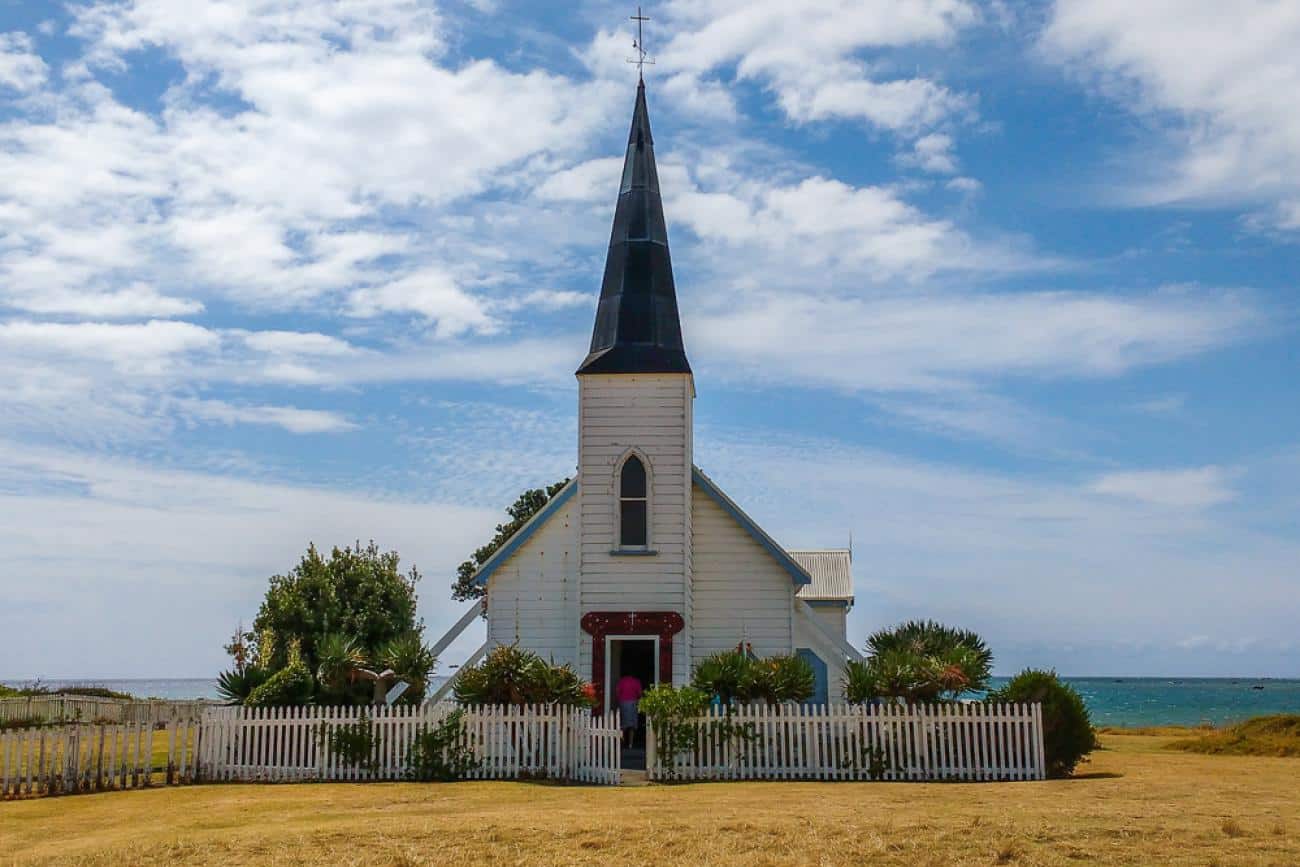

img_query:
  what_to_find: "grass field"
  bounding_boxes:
[2,731,1297,866]
[1168,715,1300,758]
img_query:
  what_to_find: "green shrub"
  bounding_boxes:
[245,660,314,707]
[323,710,381,773]
[987,669,1098,778]
[405,709,482,781]
[0,683,136,700]
[639,684,711,778]
[51,685,136,700]
[454,644,594,707]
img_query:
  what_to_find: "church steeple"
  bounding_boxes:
[576,80,691,376]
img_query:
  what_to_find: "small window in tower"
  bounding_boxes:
[619,456,648,547]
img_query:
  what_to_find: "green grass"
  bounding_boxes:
[1167,714,1300,757]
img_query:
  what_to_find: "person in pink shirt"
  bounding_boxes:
[615,674,643,747]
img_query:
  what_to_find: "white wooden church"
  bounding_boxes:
[449,80,859,712]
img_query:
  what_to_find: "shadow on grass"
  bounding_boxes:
[1068,771,1123,780]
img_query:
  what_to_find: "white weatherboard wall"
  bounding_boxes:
[807,605,847,640]
[485,495,580,667]
[577,373,694,684]
[690,483,795,662]
[792,603,849,703]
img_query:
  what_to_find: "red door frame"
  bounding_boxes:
[580,611,684,713]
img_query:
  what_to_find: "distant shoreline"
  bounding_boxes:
[5,676,1297,728]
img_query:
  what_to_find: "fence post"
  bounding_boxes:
[645,715,656,780]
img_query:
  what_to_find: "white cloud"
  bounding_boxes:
[178,398,358,434]
[692,429,1300,672]
[346,268,497,337]
[0,0,623,328]
[498,290,592,313]
[658,0,977,134]
[0,442,497,677]
[238,330,356,357]
[1043,0,1300,229]
[0,319,217,374]
[946,176,982,194]
[535,157,623,202]
[1089,466,1237,508]
[672,176,1030,280]
[692,287,1258,392]
[0,32,47,93]
[6,284,203,319]
[901,133,959,174]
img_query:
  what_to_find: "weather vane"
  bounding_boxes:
[628,6,654,79]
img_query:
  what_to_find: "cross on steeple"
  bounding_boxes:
[628,6,654,80]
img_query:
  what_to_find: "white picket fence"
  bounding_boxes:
[0,695,211,726]
[646,702,1046,782]
[199,704,622,785]
[0,720,201,798]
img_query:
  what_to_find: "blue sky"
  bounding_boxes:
[1,0,1297,680]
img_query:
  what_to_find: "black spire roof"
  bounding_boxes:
[576,80,691,376]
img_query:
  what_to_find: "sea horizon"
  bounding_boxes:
[6,675,1298,729]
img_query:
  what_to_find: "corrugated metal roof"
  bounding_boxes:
[789,549,854,603]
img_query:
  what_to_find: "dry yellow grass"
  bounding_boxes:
[1,733,1297,866]
[1166,715,1300,758]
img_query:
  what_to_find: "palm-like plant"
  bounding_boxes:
[315,632,366,696]
[691,650,760,705]
[454,644,594,707]
[845,621,994,704]
[216,665,270,705]
[867,620,992,695]
[376,632,437,703]
[751,654,816,704]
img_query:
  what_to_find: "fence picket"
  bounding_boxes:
[635,702,1043,784]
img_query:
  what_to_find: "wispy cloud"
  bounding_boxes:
[1043,0,1300,231]
[1089,466,1237,508]
[177,398,358,435]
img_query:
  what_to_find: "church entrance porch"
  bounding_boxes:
[607,635,656,764]
[580,611,684,770]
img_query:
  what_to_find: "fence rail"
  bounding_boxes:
[1,720,200,798]
[0,695,212,726]
[199,704,621,785]
[646,702,1046,782]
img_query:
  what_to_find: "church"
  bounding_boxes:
[467,79,859,711]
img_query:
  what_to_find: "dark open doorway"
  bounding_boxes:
[609,637,656,768]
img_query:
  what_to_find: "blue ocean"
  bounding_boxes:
[7,676,1298,727]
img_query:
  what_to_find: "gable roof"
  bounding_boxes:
[471,471,826,593]
[471,479,577,588]
[790,549,854,607]
[692,466,812,587]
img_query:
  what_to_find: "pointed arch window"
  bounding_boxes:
[619,456,648,547]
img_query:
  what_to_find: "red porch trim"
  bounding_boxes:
[581,611,684,713]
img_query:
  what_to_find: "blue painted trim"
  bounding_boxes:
[472,481,577,588]
[691,467,812,586]
[796,648,829,706]
[609,549,658,556]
